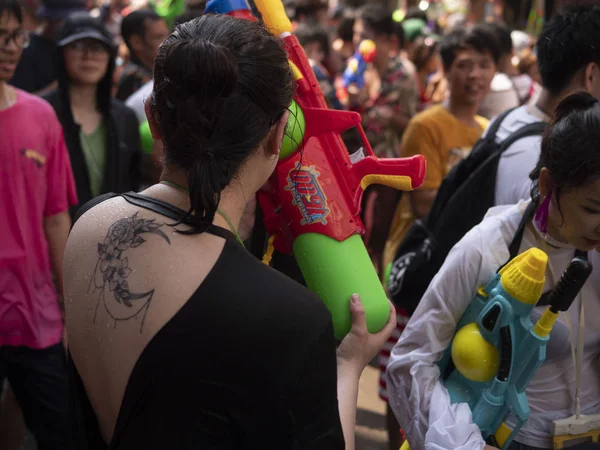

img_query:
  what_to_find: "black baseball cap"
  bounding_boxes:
[56,12,114,48]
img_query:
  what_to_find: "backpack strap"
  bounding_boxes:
[497,121,547,154]
[73,192,120,226]
[481,107,518,143]
[498,200,538,273]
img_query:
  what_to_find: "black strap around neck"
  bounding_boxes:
[73,192,238,243]
[502,200,538,270]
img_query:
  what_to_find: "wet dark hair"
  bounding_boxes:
[0,0,22,23]
[295,22,329,58]
[530,92,600,207]
[537,5,600,95]
[56,13,116,115]
[151,14,293,233]
[121,8,163,54]
[360,4,394,38]
[439,24,500,72]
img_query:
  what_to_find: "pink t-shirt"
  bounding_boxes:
[0,89,77,349]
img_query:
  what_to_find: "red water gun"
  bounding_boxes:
[206,0,427,339]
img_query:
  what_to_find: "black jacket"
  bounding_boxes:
[45,91,142,217]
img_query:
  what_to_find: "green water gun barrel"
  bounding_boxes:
[140,120,154,155]
[294,233,390,340]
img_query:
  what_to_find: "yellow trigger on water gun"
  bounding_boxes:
[360,174,413,191]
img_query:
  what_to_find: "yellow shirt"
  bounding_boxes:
[382,105,489,272]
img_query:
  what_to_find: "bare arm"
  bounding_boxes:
[337,296,397,450]
[336,366,361,450]
[44,211,71,309]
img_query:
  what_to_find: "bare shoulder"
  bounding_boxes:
[64,197,225,436]
[66,197,173,328]
[65,197,223,333]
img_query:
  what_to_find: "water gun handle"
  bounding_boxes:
[534,254,592,337]
[355,154,426,193]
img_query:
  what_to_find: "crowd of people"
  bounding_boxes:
[0,0,599,448]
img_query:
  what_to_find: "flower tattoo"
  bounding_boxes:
[90,213,171,331]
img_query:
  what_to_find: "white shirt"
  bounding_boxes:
[125,80,154,125]
[478,73,521,120]
[386,202,600,450]
[489,105,549,207]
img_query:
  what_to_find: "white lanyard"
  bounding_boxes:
[535,228,585,418]
[563,297,585,418]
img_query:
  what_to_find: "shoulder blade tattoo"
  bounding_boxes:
[89,212,171,332]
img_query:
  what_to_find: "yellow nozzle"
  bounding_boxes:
[533,307,559,337]
[499,247,548,305]
[495,422,513,448]
[253,0,292,36]
[360,174,413,191]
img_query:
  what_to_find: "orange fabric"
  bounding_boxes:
[382,105,489,270]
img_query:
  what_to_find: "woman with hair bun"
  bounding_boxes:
[64,14,395,450]
[387,91,600,450]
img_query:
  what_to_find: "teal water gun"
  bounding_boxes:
[437,248,592,449]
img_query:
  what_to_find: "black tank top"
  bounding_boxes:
[68,193,344,450]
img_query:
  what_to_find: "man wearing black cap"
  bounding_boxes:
[9,0,87,94]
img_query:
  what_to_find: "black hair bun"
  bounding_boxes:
[162,39,239,102]
[554,91,599,124]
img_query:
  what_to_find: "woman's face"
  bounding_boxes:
[548,178,600,251]
[63,38,110,86]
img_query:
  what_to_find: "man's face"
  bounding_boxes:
[135,18,169,66]
[0,11,25,82]
[446,47,496,106]
[353,20,390,59]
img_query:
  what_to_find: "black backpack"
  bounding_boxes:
[387,108,546,315]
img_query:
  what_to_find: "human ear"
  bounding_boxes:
[266,110,290,159]
[584,62,598,92]
[144,100,162,140]
[538,167,553,198]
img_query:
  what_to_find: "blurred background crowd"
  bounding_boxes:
[1,0,598,448]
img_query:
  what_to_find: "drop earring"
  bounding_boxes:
[534,187,553,235]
